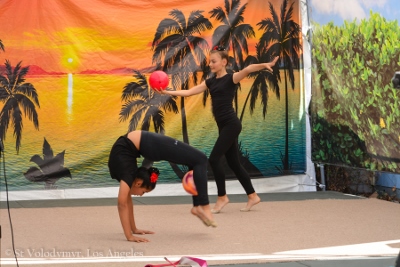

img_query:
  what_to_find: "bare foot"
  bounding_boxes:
[240,192,261,212]
[191,206,217,227]
[211,195,229,214]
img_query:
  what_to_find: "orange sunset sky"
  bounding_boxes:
[0,0,300,73]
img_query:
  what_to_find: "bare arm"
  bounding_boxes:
[117,181,149,242]
[233,56,279,84]
[160,81,208,97]
[128,194,155,235]
[127,194,137,231]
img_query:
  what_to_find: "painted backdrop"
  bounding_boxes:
[310,0,400,174]
[0,0,306,191]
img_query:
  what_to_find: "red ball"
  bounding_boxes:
[182,170,198,196]
[149,71,169,91]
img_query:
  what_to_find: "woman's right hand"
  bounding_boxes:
[155,89,169,95]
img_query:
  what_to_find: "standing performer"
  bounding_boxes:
[160,47,279,213]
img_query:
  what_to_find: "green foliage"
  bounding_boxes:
[311,11,400,172]
[312,115,370,167]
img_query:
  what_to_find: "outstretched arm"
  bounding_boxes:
[233,56,279,84]
[117,181,150,242]
[159,81,208,97]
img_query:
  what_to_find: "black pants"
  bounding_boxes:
[140,131,209,206]
[208,118,255,196]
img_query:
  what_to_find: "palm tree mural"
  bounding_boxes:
[0,39,5,151]
[0,60,40,153]
[209,0,255,69]
[24,138,71,189]
[257,0,301,173]
[239,43,280,122]
[120,69,182,175]
[119,69,179,133]
[209,0,255,113]
[151,9,212,144]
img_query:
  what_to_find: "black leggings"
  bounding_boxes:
[208,118,255,196]
[140,131,209,206]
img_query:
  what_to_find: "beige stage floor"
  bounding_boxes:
[1,192,400,267]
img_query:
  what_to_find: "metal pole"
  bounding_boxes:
[319,164,326,191]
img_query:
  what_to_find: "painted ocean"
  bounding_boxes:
[0,71,306,191]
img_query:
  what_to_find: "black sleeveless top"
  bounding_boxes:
[108,135,141,188]
[205,73,237,124]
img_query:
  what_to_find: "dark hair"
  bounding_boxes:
[211,46,229,62]
[136,167,159,190]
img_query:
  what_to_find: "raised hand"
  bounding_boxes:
[265,56,279,73]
